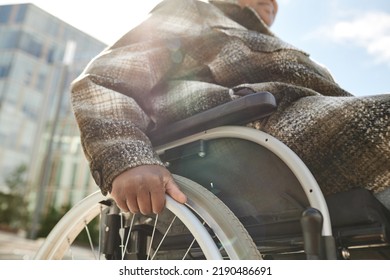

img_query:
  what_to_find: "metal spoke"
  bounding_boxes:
[97,206,103,260]
[147,214,159,260]
[84,221,97,259]
[122,214,136,260]
[118,213,125,256]
[182,238,197,260]
[182,221,206,260]
[150,215,177,260]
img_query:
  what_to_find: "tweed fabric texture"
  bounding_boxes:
[71,0,389,197]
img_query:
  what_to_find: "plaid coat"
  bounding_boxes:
[71,0,390,198]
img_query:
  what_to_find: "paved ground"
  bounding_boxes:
[0,230,95,260]
[0,230,43,260]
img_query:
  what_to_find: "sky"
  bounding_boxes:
[1,0,389,96]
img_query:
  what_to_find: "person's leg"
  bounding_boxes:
[258,93,390,200]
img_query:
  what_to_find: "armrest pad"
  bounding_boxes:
[148,91,276,145]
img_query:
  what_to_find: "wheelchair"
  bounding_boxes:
[34,92,390,260]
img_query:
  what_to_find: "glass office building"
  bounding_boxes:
[0,4,106,209]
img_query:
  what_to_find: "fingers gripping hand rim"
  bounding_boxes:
[110,165,187,215]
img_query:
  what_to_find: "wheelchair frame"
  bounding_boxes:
[35,92,390,260]
[155,125,336,259]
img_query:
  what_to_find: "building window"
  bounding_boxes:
[24,70,32,86]
[0,64,10,78]
[2,83,22,105]
[15,4,27,23]
[36,72,46,91]
[19,33,43,59]
[0,54,12,78]
[47,47,56,64]
[0,6,12,24]
[22,90,41,120]
[0,30,20,49]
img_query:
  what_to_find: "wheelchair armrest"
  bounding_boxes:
[148,91,277,145]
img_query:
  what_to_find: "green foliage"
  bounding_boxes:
[73,215,100,246]
[1,164,99,246]
[0,164,29,231]
[5,164,27,193]
[36,203,71,238]
[36,203,100,247]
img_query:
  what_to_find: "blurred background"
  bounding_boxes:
[0,0,389,259]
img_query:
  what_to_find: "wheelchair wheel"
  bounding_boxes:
[34,174,261,260]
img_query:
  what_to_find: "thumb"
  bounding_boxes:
[165,179,187,204]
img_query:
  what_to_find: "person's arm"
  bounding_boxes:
[71,52,187,214]
[70,2,190,214]
[71,0,235,214]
